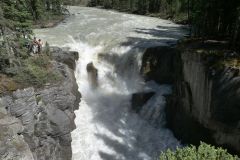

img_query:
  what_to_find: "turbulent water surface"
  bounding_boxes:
[35,6,186,160]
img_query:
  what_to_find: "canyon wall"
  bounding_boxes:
[0,48,81,160]
[139,44,240,154]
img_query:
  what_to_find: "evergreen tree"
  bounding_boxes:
[0,0,66,74]
[86,0,240,50]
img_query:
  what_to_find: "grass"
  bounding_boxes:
[214,59,240,69]
[13,54,61,88]
[178,38,240,69]
[0,42,63,95]
[0,74,18,95]
[0,54,62,95]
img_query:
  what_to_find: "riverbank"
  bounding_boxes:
[92,5,188,24]
[33,14,67,29]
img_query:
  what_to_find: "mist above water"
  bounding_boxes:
[34,6,186,160]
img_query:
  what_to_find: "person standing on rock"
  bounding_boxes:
[37,39,43,54]
[30,37,38,55]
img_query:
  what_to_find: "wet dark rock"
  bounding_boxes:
[143,45,240,154]
[167,50,240,154]
[86,62,98,88]
[141,46,181,84]
[131,92,155,113]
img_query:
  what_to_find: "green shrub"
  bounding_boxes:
[159,142,239,160]
[14,55,61,87]
[0,75,18,94]
[43,42,50,56]
[27,55,50,68]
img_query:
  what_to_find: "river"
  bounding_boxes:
[35,6,186,160]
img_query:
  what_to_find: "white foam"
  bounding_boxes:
[34,6,186,160]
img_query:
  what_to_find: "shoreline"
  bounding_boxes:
[91,5,188,25]
[33,14,68,29]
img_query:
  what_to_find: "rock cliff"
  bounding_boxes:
[0,48,80,160]
[139,42,240,154]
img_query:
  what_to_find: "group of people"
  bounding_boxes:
[29,37,43,55]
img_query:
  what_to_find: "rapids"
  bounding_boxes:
[35,6,186,160]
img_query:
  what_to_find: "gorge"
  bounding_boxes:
[35,6,186,160]
[1,5,239,160]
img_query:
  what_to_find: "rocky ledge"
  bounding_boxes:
[137,41,240,154]
[0,47,81,160]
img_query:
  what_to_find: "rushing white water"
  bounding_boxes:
[35,6,186,160]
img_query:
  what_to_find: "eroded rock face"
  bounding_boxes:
[141,45,240,154]
[0,48,81,160]
[0,105,34,160]
[167,51,240,153]
[86,62,98,88]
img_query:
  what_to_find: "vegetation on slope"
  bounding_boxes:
[178,38,240,69]
[0,0,239,158]
[160,142,239,160]
[88,0,240,51]
[0,0,67,95]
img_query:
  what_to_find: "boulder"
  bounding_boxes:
[86,62,98,88]
[50,47,79,70]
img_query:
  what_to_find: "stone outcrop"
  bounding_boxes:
[0,47,81,160]
[86,62,98,88]
[50,47,79,70]
[0,108,34,160]
[167,50,240,154]
[140,44,240,154]
[140,46,181,84]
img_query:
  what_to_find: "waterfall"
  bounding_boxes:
[67,38,180,160]
[34,6,186,160]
